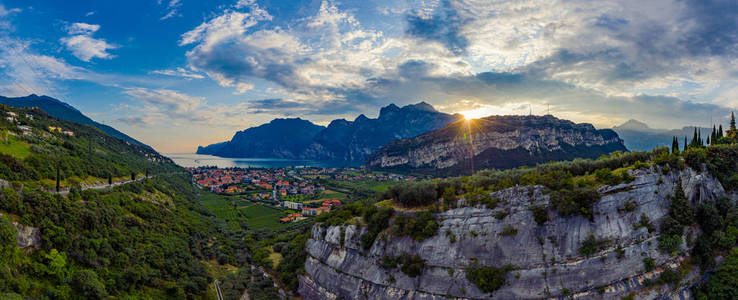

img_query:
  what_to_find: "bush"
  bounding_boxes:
[499,225,517,236]
[696,247,738,299]
[579,234,610,257]
[72,270,107,299]
[399,253,425,277]
[466,265,513,294]
[530,205,549,225]
[658,234,682,254]
[643,257,655,272]
[550,187,600,219]
[393,211,438,241]
[386,181,438,207]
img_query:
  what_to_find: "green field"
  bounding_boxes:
[0,135,31,159]
[200,191,297,231]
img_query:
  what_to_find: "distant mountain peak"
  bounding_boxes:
[614,119,652,131]
[404,101,437,112]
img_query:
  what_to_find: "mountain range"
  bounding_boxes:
[197,102,463,164]
[367,115,627,175]
[0,94,150,149]
[612,119,712,151]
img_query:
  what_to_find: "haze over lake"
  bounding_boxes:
[165,153,343,169]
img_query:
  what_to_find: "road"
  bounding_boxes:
[214,279,224,300]
[54,175,150,195]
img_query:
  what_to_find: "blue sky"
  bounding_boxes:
[1,0,738,152]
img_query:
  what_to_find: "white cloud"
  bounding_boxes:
[160,0,182,20]
[151,67,205,79]
[60,22,117,62]
[85,11,95,17]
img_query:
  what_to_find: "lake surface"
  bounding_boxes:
[164,153,346,168]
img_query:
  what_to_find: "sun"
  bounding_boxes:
[459,108,491,120]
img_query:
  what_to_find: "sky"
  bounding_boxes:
[1,0,738,152]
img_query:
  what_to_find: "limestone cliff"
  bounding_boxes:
[366,115,627,175]
[298,166,725,299]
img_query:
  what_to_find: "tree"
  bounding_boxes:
[731,112,736,131]
[108,175,112,186]
[71,270,107,299]
[131,172,136,181]
[719,124,724,137]
[670,180,694,226]
[0,215,17,263]
[684,136,688,152]
[672,137,679,154]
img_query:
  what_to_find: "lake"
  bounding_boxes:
[164,153,345,168]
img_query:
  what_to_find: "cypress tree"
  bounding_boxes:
[719,124,724,137]
[732,112,736,131]
[707,135,710,145]
[698,130,701,146]
[712,125,717,142]
[684,136,688,152]
[671,136,679,154]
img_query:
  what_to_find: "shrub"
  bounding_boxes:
[494,210,508,220]
[466,265,513,294]
[658,234,682,254]
[530,205,549,225]
[393,212,438,241]
[499,225,517,237]
[579,234,610,257]
[550,187,600,219]
[643,257,655,272]
[399,253,425,277]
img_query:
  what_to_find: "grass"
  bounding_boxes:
[268,249,283,268]
[201,191,305,231]
[0,135,31,159]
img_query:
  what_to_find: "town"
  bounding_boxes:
[188,166,419,225]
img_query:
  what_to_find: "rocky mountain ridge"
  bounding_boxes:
[367,115,627,175]
[197,102,462,164]
[298,166,725,299]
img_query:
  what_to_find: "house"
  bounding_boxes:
[48,126,62,133]
[282,201,303,210]
[62,130,74,136]
[17,125,31,134]
[322,199,341,207]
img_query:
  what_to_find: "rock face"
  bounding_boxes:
[298,166,725,299]
[197,118,326,159]
[197,102,462,164]
[366,115,627,176]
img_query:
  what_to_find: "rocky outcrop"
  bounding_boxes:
[0,212,41,249]
[298,166,724,299]
[366,115,627,175]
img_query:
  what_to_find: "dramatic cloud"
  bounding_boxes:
[60,22,117,62]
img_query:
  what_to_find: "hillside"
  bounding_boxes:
[297,146,738,299]
[197,102,463,164]
[366,115,627,175]
[612,119,711,151]
[0,105,249,299]
[0,94,150,149]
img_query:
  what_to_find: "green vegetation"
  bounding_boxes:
[0,106,176,185]
[658,181,694,255]
[499,225,518,236]
[530,205,549,225]
[579,234,610,257]
[466,265,514,294]
[393,211,439,241]
[0,175,245,299]
[695,247,738,299]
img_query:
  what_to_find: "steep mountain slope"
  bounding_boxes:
[196,102,463,164]
[299,166,721,299]
[367,115,627,175]
[197,118,325,158]
[0,105,247,299]
[0,94,150,149]
[612,119,711,151]
[297,146,738,299]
